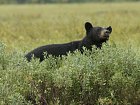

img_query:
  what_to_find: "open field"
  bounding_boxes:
[0,2,140,105]
[0,2,140,51]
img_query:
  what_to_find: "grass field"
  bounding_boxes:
[0,2,140,51]
[0,2,140,105]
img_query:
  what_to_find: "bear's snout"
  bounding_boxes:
[99,28,111,41]
[104,30,111,39]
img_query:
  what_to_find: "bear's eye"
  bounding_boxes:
[105,30,110,34]
[96,28,102,32]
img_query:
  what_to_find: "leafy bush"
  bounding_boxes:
[0,42,140,105]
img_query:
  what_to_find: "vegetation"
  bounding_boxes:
[0,0,139,4]
[0,43,140,105]
[0,3,140,105]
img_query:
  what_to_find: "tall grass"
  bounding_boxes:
[0,2,140,105]
[0,3,140,51]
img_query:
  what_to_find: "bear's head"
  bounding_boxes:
[85,22,112,46]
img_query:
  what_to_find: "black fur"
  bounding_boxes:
[25,22,112,62]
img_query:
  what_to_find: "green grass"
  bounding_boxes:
[0,2,140,105]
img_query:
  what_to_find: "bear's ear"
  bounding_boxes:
[107,26,112,33]
[85,22,93,32]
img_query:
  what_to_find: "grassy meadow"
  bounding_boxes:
[0,2,140,105]
[0,2,140,51]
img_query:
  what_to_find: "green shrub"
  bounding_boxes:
[0,42,140,105]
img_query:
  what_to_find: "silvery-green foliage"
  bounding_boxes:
[0,42,140,105]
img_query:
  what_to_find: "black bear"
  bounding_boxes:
[25,22,112,62]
